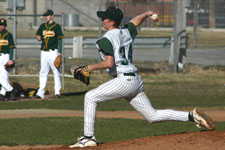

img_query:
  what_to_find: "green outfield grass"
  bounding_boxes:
[0,61,224,146]
[0,117,224,146]
[3,63,225,110]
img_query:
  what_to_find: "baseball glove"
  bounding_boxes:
[74,65,90,85]
[54,55,62,68]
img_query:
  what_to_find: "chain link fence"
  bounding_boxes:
[0,0,224,96]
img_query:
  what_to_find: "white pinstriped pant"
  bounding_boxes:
[0,54,13,96]
[84,73,189,136]
[36,50,61,98]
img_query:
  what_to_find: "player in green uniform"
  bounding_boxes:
[0,18,17,101]
[34,10,64,99]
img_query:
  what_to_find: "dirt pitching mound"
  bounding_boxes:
[1,130,224,150]
[0,109,224,150]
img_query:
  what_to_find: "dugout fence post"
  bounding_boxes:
[13,0,17,75]
[61,13,65,90]
[173,0,178,73]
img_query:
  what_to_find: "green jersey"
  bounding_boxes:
[0,29,15,54]
[36,22,64,51]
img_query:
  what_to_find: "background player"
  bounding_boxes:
[0,18,17,101]
[70,6,215,148]
[34,10,64,99]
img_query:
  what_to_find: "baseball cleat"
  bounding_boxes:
[69,136,97,148]
[191,108,215,130]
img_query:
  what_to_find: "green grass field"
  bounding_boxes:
[1,61,224,146]
[0,117,224,146]
[5,62,225,110]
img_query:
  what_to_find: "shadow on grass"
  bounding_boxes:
[61,91,87,96]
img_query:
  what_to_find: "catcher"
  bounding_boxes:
[71,7,215,148]
[34,10,64,99]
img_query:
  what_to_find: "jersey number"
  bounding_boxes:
[119,45,132,65]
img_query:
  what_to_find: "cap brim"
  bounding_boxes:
[0,23,6,26]
[97,11,106,19]
[43,13,53,16]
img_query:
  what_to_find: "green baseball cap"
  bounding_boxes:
[43,9,54,16]
[97,6,123,22]
[0,18,7,27]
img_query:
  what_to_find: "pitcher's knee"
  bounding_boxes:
[85,91,99,103]
[144,110,160,123]
[85,91,93,102]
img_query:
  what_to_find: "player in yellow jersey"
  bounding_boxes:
[0,18,17,101]
[34,10,64,99]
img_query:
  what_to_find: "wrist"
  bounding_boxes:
[147,11,154,17]
[87,65,92,72]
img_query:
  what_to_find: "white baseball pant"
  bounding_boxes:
[83,74,189,136]
[36,49,61,98]
[0,54,13,96]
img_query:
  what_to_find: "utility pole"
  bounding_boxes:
[13,0,17,74]
[173,0,178,72]
[193,0,198,48]
[98,0,102,39]
[33,0,37,26]
[209,0,215,28]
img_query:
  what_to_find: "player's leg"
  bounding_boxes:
[0,70,13,96]
[0,86,6,97]
[36,51,50,98]
[126,92,189,122]
[127,91,215,130]
[0,54,13,96]
[0,84,4,100]
[70,76,137,148]
[84,75,143,136]
[48,50,61,96]
[83,77,128,136]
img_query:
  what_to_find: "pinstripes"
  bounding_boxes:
[84,75,142,136]
[84,74,189,136]
[83,23,189,138]
[128,92,189,123]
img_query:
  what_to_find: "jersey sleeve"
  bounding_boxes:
[8,33,15,49]
[9,48,14,60]
[36,24,43,36]
[55,24,64,39]
[123,22,137,40]
[97,38,114,56]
